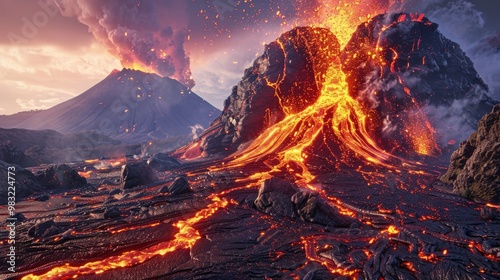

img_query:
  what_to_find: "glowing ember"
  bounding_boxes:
[382,225,400,235]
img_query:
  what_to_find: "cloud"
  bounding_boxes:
[38,97,61,103]
[16,98,48,111]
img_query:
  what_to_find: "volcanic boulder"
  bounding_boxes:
[254,177,299,218]
[198,27,340,155]
[0,160,44,204]
[342,13,497,154]
[165,176,191,195]
[36,164,87,190]
[120,162,157,189]
[147,153,181,172]
[255,177,351,227]
[27,220,63,238]
[441,104,500,203]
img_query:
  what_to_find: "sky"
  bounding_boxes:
[1,0,499,115]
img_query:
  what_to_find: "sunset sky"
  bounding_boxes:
[1,0,498,115]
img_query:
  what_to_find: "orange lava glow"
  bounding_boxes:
[382,225,400,235]
[77,171,92,179]
[21,197,229,280]
[123,61,155,75]
[486,203,500,209]
[303,238,359,277]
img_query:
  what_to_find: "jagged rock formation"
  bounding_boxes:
[0,142,38,167]
[441,104,500,203]
[120,162,157,189]
[342,13,497,153]
[147,153,181,171]
[0,160,43,204]
[35,164,87,190]
[196,27,340,155]
[164,176,191,195]
[254,177,352,227]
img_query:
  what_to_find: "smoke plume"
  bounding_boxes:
[54,0,194,88]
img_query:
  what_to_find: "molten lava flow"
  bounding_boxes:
[218,58,426,185]
[302,238,358,277]
[77,171,92,179]
[21,197,229,280]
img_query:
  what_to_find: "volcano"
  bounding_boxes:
[0,69,220,143]
[2,13,500,280]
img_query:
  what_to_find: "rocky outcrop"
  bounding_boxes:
[35,164,87,190]
[28,220,63,238]
[120,162,157,189]
[0,160,44,204]
[341,13,497,154]
[189,27,340,156]
[166,176,191,195]
[147,153,181,172]
[254,177,351,227]
[441,105,500,203]
[0,142,38,167]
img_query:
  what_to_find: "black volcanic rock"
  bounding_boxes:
[441,104,500,203]
[0,142,37,167]
[104,206,122,219]
[36,164,87,190]
[166,176,191,195]
[120,162,157,189]
[0,160,44,204]
[197,27,340,155]
[0,69,219,143]
[147,153,181,171]
[27,220,62,238]
[341,13,497,153]
[254,177,299,218]
[292,189,350,227]
[255,178,350,227]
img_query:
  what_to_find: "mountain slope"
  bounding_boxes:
[1,69,220,143]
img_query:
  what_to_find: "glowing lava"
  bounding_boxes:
[22,197,229,280]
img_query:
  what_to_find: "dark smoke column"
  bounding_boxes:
[54,0,194,88]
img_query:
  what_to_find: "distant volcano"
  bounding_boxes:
[0,69,220,143]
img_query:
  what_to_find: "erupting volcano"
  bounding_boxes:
[2,4,500,280]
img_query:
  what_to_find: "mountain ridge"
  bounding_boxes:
[0,68,220,143]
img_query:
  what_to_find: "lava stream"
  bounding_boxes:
[22,197,229,280]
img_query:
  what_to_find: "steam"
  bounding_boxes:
[54,0,194,88]
[189,124,204,140]
[423,96,481,146]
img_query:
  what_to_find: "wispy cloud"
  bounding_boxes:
[16,98,48,111]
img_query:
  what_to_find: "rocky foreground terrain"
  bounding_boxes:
[1,152,499,279]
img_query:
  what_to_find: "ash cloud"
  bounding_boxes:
[54,0,194,88]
